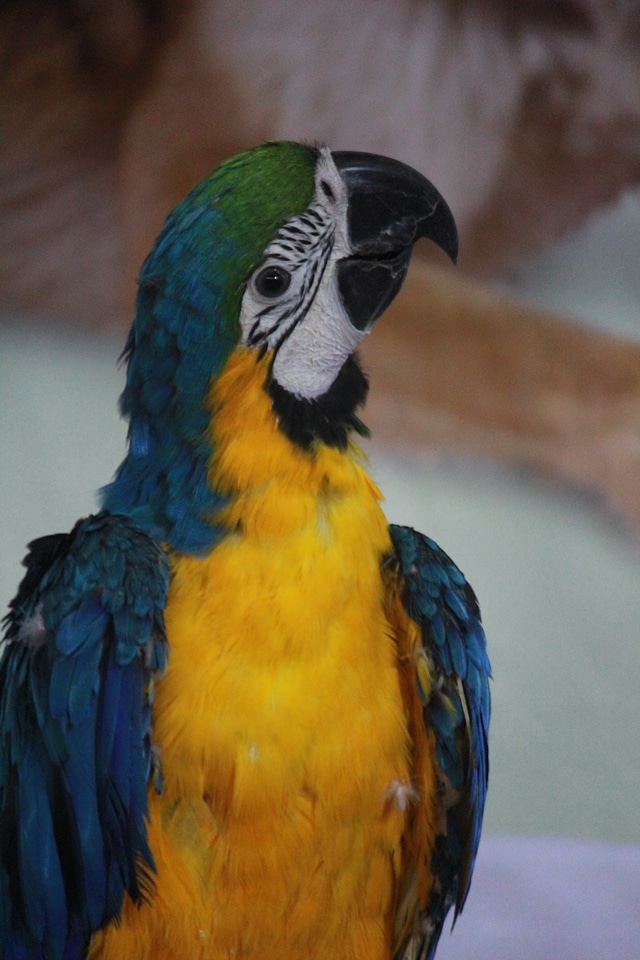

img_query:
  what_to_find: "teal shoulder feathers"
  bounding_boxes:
[390,524,490,960]
[0,514,168,960]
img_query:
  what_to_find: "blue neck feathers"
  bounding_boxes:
[101,269,237,556]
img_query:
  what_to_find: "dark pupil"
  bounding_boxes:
[255,265,291,298]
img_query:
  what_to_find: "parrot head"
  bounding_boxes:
[102,142,457,552]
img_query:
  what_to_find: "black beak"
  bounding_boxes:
[332,151,458,330]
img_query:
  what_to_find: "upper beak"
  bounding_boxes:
[332,150,458,330]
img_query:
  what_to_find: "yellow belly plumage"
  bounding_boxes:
[91,348,438,960]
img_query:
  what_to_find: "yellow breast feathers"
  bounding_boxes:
[92,347,439,960]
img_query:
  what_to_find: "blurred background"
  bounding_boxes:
[1,2,639,956]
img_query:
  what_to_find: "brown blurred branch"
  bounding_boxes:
[366,261,640,526]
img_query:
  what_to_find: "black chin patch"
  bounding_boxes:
[267,354,370,450]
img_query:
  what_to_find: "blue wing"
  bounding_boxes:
[389,524,490,960]
[0,513,168,960]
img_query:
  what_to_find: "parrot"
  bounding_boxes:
[0,141,490,960]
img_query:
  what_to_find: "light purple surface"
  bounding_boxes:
[436,836,640,960]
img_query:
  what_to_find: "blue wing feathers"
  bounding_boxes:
[0,513,168,960]
[18,753,66,953]
[389,524,490,960]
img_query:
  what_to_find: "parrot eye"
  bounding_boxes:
[254,265,291,299]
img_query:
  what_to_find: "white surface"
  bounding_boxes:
[436,836,640,960]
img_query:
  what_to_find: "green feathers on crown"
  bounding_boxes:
[141,141,319,344]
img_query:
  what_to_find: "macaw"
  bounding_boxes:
[0,142,490,960]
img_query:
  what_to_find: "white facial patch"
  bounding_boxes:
[238,148,369,400]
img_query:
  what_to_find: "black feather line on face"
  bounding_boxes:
[248,232,333,353]
[267,354,370,450]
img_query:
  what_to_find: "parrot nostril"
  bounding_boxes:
[320,179,335,200]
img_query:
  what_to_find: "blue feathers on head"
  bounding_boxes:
[101,142,317,554]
